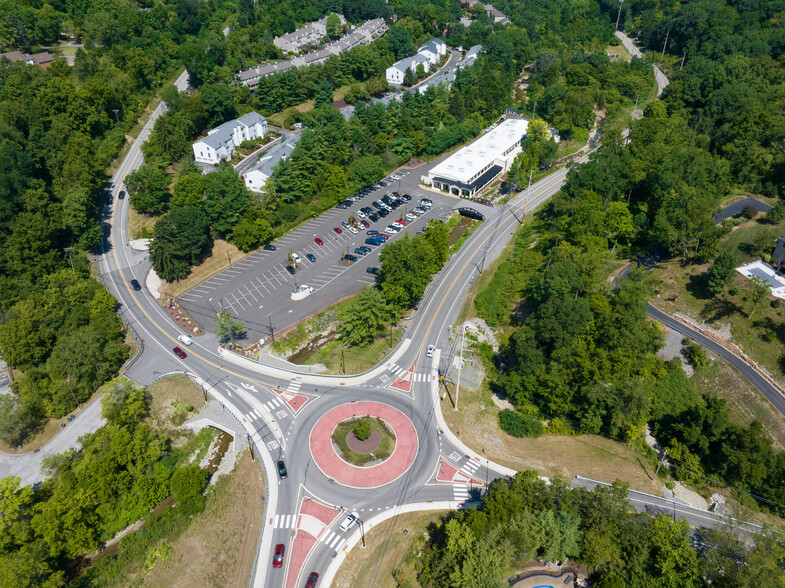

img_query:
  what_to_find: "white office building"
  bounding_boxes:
[192,112,268,165]
[421,118,528,198]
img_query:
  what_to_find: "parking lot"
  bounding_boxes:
[177,174,460,342]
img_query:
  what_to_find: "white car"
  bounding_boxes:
[413,207,425,215]
[426,345,435,357]
[392,221,404,229]
[404,213,415,222]
[384,227,397,235]
[291,252,302,265]
[178,334,193,346]
[348,226,358,234]
[339,512,358,532]
[355,210,366,219]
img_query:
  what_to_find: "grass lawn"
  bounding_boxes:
[165,239,250,300]
[130,451,266,587]
[127,207,158,240]
[332,510,448,588]
[146,375,206,442]
[606,43,632,63]
[650,223,785,381]
[441,381,664,494]
[331,418,396,466]
[693,354,785,450]
[305,328,403,374]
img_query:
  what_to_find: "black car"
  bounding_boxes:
[368,212,379,222]
[264,244,276,251]
[277,460,287,479]
[361,207,373,215]
[343,254,358,262]
[130,279,142,291]
[401,194,412,201]
[366,267,380,274]
[118,190,126,199]
[306,253,317,262]
[378,208,389,217]
[286,265,296,274]
[354,247,367,256]
[372,201,384,210]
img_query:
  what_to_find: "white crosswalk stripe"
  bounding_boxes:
[287,379,302,392]
[246,412,257,421]
[320,530,336,544]
[329,535,343,549]
[273,514,297,528]
[460,460,480,477]
[453,485,470,500]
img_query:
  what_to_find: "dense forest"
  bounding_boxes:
[411,471,785,587]
[474,0,785,518]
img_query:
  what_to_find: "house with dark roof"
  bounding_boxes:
[273,14,347,53]
[192,112,268,166]
[386,53,431,85]
[1,50,54,68]
[417,38,447,64]
[237,61,294,89]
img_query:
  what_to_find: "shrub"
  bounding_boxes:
[498,409,544,438]
[682,340,708,370]
[353,418,371,440]
[741,205,758,219]
[169,465,207,503]
[729,286,741,296]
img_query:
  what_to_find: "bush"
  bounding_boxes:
[729,286,741,296]
[682,340,708,370]
[498,409,544,438]
[609,36,621,46]
[169,465,207,503]
[741,205,758,219]
[353,418,371,440]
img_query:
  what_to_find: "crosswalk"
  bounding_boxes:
[287,379,302,394]
[318,529,345,550]
[453,484,470,501]
[272,514,297,528]
[385,363,431,382]
[244,396,286,422]
[460,458,480,479]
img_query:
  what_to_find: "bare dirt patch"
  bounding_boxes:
[441,383,662,493]
[345,428,381,454]
[138,451,266,588]
[332,510,448,588]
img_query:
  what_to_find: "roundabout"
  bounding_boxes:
[309,401,418,488]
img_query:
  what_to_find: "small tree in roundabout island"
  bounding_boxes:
[353,418,371,441]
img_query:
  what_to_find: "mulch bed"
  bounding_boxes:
[165,303,203,336]
[345,428,381,454]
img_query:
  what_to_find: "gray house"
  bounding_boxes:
[192,112,268,166]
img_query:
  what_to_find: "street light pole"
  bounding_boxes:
[359,518,366,548]
[454,325,465,411]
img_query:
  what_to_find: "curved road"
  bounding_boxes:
[91,59,766,588]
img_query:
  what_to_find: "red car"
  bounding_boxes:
[273,544,285,568]
[333,227,342,234]
[305,572,319,587]
[314,237,324,246]
[360,219,370,228]
[172,347,186,359]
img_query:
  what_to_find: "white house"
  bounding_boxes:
[192,112,268,165]
[417,38,447,64]
[386,53,431,85]
[243,133,301,193]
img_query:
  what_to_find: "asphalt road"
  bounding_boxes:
[713,197,772,224]
[88,65,770,588]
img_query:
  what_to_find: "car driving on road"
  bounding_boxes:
[277,460,288,479]
[172,347,187,359]
[272,544,284,568]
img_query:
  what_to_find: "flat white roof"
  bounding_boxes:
[428,118,528,184]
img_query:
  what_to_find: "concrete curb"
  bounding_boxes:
[430,350,517,479]
[185,373,277,588]
[320,500,477,586]
[218,338,412,386]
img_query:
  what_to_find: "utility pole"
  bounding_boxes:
[268,314,275,344]
[654,448,669,479]
[660,27,671,64]
[615,0,624,31]
[454,325,465,411]
[341,349,346,375]
[247,434,255,461]
[522,169,533,226]
[680,51,686,70]
[227,250,231,266]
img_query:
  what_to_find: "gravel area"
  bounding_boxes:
[657,325,693,376]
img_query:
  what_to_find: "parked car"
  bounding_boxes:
[341,221,351,229]
[427,345,435,357]
[172,347,187,359]
[362,207,374,215]
[343,254,358,262]
[368,212,379,222]
[264,244,277,251]
[273,544,285,568]
[404,213,415,222]
[392,221,405,229]
[360,219,370,228]
[366,267,380,274]
[355,209,366,219]
[277,460,288,479]
[130,279,142,291]
[315,237,324,245]
[384,227,397,235]
[305,572,319,588]
[354,247,367,256]
[333,227,342,234]
[378,208,389,217]
[291,252,302,265]
[367,230,379,236]
[401,193,412,201]
[286,265,297,275]
[372,201,384,210]
[365,237,380,246]
[306,253,317,262]
[347,225,358,234]
[177,334,193,346]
